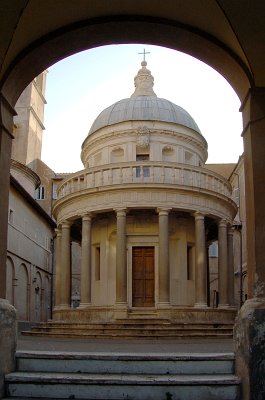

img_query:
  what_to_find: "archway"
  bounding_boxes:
[0,16,252,300]
[15,263,29,321]
[0,14,264,400]
[1,17,251,106]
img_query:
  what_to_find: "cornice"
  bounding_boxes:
[53,182,237,224]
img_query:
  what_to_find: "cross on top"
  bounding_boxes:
[138,48,150,62]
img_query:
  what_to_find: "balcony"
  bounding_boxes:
[57,162,232,201]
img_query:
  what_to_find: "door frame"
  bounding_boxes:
[127,237,158,309]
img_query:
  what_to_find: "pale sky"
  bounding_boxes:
[41,44,243,173]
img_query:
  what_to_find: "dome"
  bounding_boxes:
[88,96,201,135]
[87,59,201,136]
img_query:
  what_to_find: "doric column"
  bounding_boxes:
[218,219,229,307]
[227,227,235,306]
[0,95,15,299]
[54,228,62,309]
[60,221,71,308]
[194,212,207,307]
[79,214,92,307]
[158,208,171,305]
[116,208,127,304]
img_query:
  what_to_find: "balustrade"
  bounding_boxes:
[56,162,232,200]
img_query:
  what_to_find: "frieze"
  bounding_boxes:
[55,187,236,225]
[81,127,207,162]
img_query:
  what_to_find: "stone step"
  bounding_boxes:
[21,320,234,339]
[28,325,233,333]
[21,331,233,339]
[4,351,240,399]
[15,351,235,375]
[5,371,240,400]
[40,319,234,326]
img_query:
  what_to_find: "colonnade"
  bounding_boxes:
[53,209,235,310]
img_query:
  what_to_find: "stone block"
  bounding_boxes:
[0,299,17,398]
[234,298,265,400]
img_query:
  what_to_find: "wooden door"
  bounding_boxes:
[132,247,155,307]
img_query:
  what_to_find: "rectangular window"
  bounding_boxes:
[35,185,45,200]
[187,244,194,280]
[209,241,218,257]
[52,184,58,200]
[136,154,150,178]
[95,246,101,281]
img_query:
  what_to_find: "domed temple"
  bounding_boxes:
[52,60,237,324]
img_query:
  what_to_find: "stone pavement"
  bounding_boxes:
[17,334,234,354]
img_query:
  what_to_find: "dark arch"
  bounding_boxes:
[1,16,252,107]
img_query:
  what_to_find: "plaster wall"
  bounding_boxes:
[7,185,54,322]
[8,187,53,269]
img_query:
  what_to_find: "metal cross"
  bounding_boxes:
[138,48,150,62]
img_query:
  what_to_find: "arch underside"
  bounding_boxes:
[1,16,251,107]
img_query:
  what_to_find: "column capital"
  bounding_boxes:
[81,213,93,222]
[61,220,71,229]
[116,208,127,217]
[157,207,171,215]
[218,218,228,228]
[228,227,235,236]
[55,228,62,238]
[193,211,205,221]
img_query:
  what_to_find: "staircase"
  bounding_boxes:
[21,319,234,339]
[4,351,240,399]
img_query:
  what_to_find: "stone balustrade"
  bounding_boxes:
[57,162,232,200]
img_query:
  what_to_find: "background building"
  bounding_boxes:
[6,73,56,327]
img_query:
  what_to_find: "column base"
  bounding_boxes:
[78,303,92,309]
[234,297,265,400]
[57,304,71,310]
[114,302,128,319]
[218,303,230,309]
[53,305,63,311]
[157,301,171,309]
[194,302,208,308]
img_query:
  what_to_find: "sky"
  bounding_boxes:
[41,44,243,173]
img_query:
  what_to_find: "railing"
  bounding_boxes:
[57,162,232,200]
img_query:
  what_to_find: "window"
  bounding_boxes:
[35,185,45,200]
[95,246,100,281]
[9,209,14,224]
[209,242,218,257]
[187,245,194,280]
[52,184,58,200]
[136,154,150,177]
